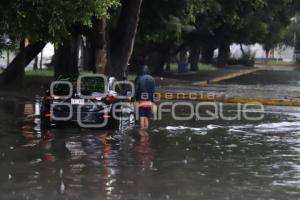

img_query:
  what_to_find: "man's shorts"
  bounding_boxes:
[139,107,152,118]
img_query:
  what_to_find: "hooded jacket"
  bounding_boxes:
[135,65,155,101]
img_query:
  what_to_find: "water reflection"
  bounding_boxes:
[134,130,154,172]
[3,100,300,199]
[20,120,156,199]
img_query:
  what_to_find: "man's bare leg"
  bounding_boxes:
[139,117,149,138]
[144,117,149,129]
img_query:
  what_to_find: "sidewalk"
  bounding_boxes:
[156,66,260,87]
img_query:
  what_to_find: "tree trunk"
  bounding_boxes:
[165,59,171,72]
[217,43,230,68]
[81,35,94,71]
[33,56,38,70]
[147,51,165,75]
[155,55,167,74]
[163,45,172,73]
[40,50,43,69]
[179,49,188,64]
[265,49,270,61]
[54,35,80,78]
[264,49,271,64]
[6,50,10,67]
[0,41,46,85]
[240,43,245,58]
[146,43,173,75]
[109,0,143,80]
[190,45,201,71]
[92,18,107,74]
[201,46,215,64]
[16,39,26,85]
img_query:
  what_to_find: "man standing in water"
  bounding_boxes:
[135,65,155,131]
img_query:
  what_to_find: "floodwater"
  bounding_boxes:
[1,99,300,200]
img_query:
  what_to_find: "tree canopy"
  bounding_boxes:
[0,0,120,43]
[1,0,300,82]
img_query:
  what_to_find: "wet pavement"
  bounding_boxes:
[221,66,300,86]
[156,66,256,87]
[2,99,300,199]
[158,66,300,101]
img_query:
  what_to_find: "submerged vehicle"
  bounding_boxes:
[40,76,136,129]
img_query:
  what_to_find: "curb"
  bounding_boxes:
[192,68,263,86]
[157,92,300,107]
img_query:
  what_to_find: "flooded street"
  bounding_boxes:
[1,99,300,200]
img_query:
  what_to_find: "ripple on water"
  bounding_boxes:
[255,121,300,133]
[164,124,228,136]
[4,99,300,199]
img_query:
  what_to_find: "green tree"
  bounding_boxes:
[260,0,295,59]
[188,0,295,67]
[0,0,119,84]
[131,0,198,74]
[108,0,143,80]
[282,14,300,63]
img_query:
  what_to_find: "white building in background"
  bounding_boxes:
[0,43,55,70]
[230,43,295,62]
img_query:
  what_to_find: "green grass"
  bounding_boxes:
[25,69,97,77]
[24,69,138,82]
[268,61,292,65]
[198,63,217,71]
[25,69,54,77]
[128,74,137,81]
[21,64,217,79]
[261,60,294,65]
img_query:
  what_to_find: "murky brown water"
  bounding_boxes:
[1,99,300,200]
